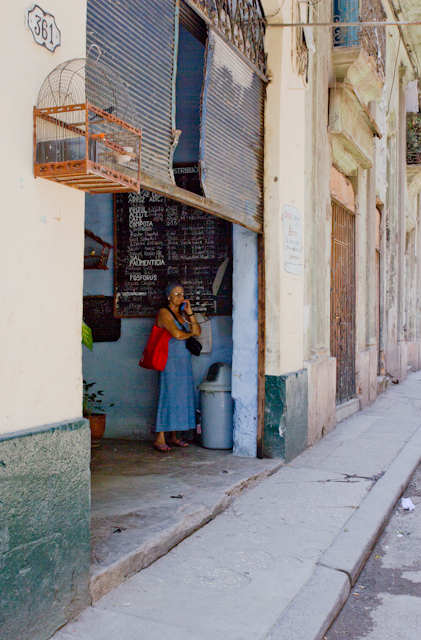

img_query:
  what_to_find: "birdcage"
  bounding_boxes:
[33,56,141,193]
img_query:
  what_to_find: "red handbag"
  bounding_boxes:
[139,322,172,371]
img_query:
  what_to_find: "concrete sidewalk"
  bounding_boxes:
[52,372,421,640]
[90,442,282,602]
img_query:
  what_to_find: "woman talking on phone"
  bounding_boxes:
[153,282,201,452]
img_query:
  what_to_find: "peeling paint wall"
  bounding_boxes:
[382,22,418,382]
[0,421,91,640]
[303,0,337,441]
[264,0,305,379]
[264,370,308,461]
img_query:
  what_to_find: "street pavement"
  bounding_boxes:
[52,371,421,640]
[325,461,421,640]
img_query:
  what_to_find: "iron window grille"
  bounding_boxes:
[333,0,386,79]
[185,0,267,77]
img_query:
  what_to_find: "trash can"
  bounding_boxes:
[198,362,233,449]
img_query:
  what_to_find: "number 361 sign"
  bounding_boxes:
[27,5,61,53]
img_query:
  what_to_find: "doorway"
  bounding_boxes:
[331,198,356,404]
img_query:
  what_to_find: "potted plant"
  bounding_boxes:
[83,380,114,447]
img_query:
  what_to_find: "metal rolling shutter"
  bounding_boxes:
[200,30,265,231]
[87,0,177,184]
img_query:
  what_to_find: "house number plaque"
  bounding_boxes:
[27,5,61,53]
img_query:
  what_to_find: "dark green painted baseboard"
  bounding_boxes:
[0,419,91,640]
[264,370,308,462]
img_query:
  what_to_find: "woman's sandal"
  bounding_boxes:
[167,439,189,448]
[153,443,171,452]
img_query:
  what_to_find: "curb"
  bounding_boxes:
[320,424,421,584]
[265,566,350,640]
[265,424,421,640]
[90,460,283,603]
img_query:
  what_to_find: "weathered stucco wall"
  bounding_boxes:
[261,0,309,458]
[383,23,414,382]
[0,4,90,637]
[263,0,305,378]
[261,0,421,454]
[303,1,337,443]
[0,1,87,435]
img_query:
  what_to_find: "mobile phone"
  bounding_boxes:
[181,302,186,311]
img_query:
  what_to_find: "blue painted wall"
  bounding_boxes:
[231,225,258,457]
[83,193,233,439]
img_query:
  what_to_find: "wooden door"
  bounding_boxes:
[331,199,356,404]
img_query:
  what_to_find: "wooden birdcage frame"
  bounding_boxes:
[34,57,142,193]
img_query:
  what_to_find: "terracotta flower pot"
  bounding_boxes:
[86,413,106,447]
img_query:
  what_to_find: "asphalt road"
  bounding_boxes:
[325,463,421,640]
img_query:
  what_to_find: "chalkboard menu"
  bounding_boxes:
[83,296,121,342]
[114,165,232,318]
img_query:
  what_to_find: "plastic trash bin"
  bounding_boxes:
[198,362,233,449]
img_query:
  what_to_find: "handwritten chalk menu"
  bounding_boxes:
[114,166,232,318]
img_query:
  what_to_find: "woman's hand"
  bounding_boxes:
[182,300,201,337]
[182,298,193,315]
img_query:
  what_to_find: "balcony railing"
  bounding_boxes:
[188,0,267,77]
[333,0,386,79]
[407,114,421,165]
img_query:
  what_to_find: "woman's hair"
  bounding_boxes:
[165,282,183,298]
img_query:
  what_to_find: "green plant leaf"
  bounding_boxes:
[82,321,93,351]
[82,379,113,416]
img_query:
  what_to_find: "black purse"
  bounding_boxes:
[185,336,202,356]
[167,306,202,357]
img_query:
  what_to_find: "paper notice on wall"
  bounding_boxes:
[282,205,302,275]
[195,314,212,353]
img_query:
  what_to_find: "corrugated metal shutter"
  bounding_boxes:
[86,0,177,184]
[200,30,264,231]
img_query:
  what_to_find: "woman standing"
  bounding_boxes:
[153,283,201,452]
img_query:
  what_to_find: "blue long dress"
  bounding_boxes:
[155,316,196,433]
